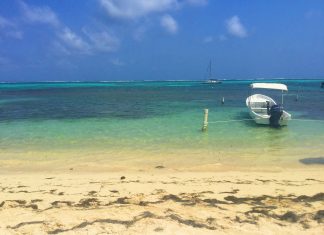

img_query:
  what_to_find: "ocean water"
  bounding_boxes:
[0,80,323,170]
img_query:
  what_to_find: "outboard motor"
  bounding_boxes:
[269,105,283,127]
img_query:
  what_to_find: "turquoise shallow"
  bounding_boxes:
[0,80,323,170]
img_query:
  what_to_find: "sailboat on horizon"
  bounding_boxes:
[205,60,222,84]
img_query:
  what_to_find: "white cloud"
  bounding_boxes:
[56,27,120,55]
[98,0,208,39]
[83,28,120,52]
[0,15,23,40]
[99,0,178,20]
[226,15,247,38]
[185,0,208,6]
[98,0,207,20]
[160,14,178,34]
[52,41,72,56]
[110,58,125,66]
[58,27,91,54]
[20,1,60,27]
[18,2,119,55]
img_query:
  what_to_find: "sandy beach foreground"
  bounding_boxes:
[0,168,323,235]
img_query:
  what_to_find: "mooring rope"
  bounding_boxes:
[208,118,255,124]
[207,118,324,124]
[291,118,324,122]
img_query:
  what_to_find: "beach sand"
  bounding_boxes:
[0,167,323,234]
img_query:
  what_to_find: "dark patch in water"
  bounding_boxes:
[299,157,324,165]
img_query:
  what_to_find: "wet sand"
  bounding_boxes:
[0,168,323,234]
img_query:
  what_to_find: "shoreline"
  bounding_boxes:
[0,158,323,174]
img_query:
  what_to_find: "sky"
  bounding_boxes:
[0,0,323,82]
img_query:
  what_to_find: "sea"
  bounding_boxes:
[0,79,323,171]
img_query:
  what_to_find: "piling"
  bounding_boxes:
[296,86,300,101]
[202,109,209,132]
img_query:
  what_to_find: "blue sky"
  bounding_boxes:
[0,0,323,81]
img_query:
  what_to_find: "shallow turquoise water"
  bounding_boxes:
[0,80,323,169]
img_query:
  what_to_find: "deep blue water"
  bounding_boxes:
[0,79,323,121]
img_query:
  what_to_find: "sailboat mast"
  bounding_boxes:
[209,60,212,78]
[204,59,221,84]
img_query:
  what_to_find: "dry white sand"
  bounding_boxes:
[0,167,323,234]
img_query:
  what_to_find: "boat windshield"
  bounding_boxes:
[250,88,287,105]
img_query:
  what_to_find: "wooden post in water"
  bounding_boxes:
[295,85,300,101]
[295,94,299,101]
[202,109,209,132]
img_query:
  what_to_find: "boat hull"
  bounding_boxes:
[248,109,291,126]
[246,94,291,126]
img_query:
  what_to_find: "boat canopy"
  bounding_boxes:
[250,83,288,91]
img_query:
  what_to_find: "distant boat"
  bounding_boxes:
[206,79,221,84]
[246,83,291,127]
[204,60,222,84]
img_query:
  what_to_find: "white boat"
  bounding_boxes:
[204,60,222,84]
[206,79,221,84]
[246,83,291,126]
